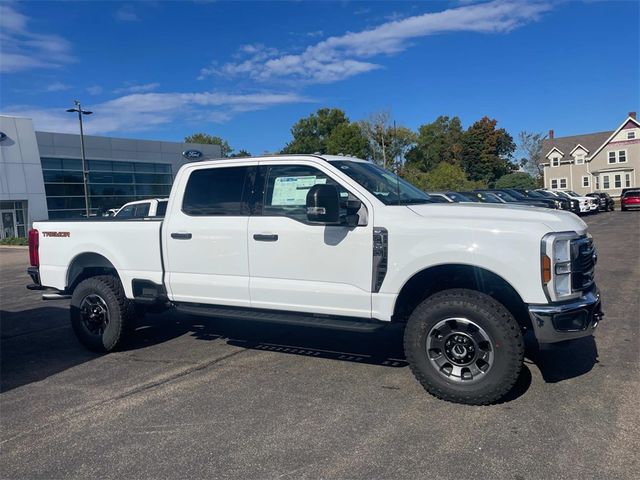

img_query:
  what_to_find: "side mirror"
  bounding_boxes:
[306,184,340,224]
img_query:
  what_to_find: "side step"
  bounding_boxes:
[175,304,386,332]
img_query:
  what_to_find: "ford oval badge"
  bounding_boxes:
[182,149,203,159]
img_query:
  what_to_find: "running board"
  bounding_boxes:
[175,304,385,332]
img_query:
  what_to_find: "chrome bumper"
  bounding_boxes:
[528,289,603,344]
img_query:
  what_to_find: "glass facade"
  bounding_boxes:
[41,158,172,219]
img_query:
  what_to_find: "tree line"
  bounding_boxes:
[186,108,546,190]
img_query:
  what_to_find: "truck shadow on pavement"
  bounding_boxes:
[1,307,599,401]
[524,334,599,383]
[0,307,100,393]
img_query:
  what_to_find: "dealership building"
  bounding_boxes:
[0,115,221,239]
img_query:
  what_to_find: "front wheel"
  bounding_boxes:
[70,275,134,352]
[404,289,524,405]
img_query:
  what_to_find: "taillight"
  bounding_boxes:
[28,229,39,267]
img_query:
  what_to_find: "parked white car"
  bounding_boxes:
[563,190,599,212]
[543,190,595,214]
[26,155,602,405]
[113,198,168,218]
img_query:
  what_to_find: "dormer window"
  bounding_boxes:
[628,131,636,140]
[551,157,560,167]
[575,154,585,165]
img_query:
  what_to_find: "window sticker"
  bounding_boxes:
[271,176,327,206]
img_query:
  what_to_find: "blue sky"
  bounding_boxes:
[1,0,638,155]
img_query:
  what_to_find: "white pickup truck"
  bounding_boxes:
[26,155,603,404]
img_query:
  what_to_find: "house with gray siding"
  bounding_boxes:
[542,112,639,198]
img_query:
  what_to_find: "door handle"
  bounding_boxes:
[171,232,192,240]
[253,233,278,242]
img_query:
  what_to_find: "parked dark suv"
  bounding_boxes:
[586,192,614,212]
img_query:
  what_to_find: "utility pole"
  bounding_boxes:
[66,100,93,217]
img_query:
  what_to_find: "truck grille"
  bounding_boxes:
[572,237,596,292]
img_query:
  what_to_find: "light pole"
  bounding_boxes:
[66,100,93,217]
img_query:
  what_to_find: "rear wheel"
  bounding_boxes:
[404,289,524,405]
[70,275,134,352]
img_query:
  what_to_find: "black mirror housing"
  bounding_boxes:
[306,184,341,224]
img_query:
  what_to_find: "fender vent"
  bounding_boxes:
[372,228,388,293]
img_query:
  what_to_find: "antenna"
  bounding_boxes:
[394,120,401,205]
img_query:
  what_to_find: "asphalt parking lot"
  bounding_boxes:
[1,212,639,480]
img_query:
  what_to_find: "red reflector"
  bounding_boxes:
[28,229,39,267]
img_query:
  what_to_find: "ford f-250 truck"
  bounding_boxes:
[26,155,603,405]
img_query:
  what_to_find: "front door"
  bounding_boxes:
[248,162,373,318]
[163,164,255,307]
[1,211,17,239]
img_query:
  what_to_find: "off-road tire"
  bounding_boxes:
[404,289,524,405]
[70,275,135,352]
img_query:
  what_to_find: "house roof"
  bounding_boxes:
[542,131,613,161]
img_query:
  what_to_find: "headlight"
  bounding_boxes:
[554,200,562,208]
[541,232,582,302]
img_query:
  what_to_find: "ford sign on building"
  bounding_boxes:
[182,149,203,160]
[0,114,221,237]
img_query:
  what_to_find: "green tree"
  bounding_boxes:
[281,108,349,154]
[405,116,464,171]
[229,149,251,158]
[184,133,233,157]
[494,172,538,189]
[325,122,370,159]
[400,162,485,191]
[460,117,516,184]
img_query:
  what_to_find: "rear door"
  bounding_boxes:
[163,163,255,307]
[247,161,373,318]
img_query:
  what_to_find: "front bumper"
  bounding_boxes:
[528,289,603,344]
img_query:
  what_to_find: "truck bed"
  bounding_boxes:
[33,218,164,297]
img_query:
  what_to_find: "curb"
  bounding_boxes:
[0,245,28,250]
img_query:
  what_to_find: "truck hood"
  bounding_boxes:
[408,203,588,234]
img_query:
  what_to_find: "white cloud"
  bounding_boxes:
[45,81,71,92]
[114,82,161,94]
[209,0,552,85]
[0,3,75,73]
[307,30,324,38]
[114,5,139,22]
[87,85,103,95]
[1,90,312,135]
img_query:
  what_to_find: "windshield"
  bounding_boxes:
[475,192,503,203]
[447,192,479,203]
[566,190,580,196]
[554,191,571,199]
[330,160,433,205]
[504,189,527,200]
[491,191,518,202]
[524,190,544,198]
[535,190,554,198]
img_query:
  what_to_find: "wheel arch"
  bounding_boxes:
[392,263,532,331]
[66,252,119,293]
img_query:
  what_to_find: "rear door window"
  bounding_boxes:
[182,166,251,216]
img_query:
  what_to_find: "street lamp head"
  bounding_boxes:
[83,110,93,115]
[66,108,77,113]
